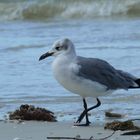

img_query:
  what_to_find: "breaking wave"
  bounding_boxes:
[0,0,140,21]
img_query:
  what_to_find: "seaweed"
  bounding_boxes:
[9,104,57,122]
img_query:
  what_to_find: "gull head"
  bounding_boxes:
[39,38,75,61]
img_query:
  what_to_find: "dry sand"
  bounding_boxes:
[0,120,139,140]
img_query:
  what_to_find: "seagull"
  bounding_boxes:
[39,38,140,126]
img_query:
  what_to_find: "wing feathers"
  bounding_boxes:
[77,56,136,90]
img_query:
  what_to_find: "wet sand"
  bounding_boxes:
[0,120,138,140]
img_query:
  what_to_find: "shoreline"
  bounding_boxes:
[0,120,138,140]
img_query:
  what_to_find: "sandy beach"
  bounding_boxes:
[0,120,139,140]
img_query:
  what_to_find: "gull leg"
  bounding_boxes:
[83,98,91,126]
[75,98,90,126]
[75,98,101,126]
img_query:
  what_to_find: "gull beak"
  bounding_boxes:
[39,51,54,61]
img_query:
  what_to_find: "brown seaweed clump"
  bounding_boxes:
[9,104,57,122]
[104,120,139,131]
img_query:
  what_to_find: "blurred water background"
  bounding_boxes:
[0,0,140,123]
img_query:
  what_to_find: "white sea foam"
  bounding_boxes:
[0,0,140,21]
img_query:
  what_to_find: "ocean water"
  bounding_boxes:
[0,0,140,123]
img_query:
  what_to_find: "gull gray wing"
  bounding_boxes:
[77,56,136,90]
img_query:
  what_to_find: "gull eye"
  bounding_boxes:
[55,46,61,51]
